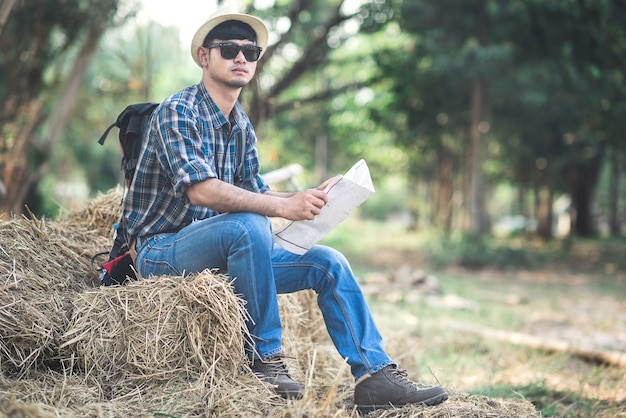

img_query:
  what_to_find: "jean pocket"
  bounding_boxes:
[140,258,179,277]
[138,234,179,277]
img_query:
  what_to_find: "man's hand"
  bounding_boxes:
[316,176,338,191]
[281,188,328,221]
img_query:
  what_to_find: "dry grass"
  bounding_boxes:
[0,189,539,417]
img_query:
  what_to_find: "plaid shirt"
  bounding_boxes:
[123,82,269,243]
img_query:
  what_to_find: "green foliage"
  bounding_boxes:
[326,212,626,275]
[58,20,199,196]
[424,234,548,270]
[250,2,409,180]
[364,0,626,235]
[0,0,121,116]
[360,176,408,221]
[10,0,626,239]
[0,0,126,215]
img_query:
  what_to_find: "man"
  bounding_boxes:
[124,6,448,414]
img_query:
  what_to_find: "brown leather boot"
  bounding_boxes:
[250,354,304,399]
[354,365,448,413]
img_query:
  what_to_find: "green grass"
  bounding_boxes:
[473,380,623,418]
[322,216,626,417]
[322,215,626,274]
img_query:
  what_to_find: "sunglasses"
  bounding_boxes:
[206,42,263,62]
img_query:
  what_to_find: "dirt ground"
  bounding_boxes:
[356,245,626,416]
[366,244,626,355]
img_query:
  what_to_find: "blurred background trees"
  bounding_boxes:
[0,0,123,214]
[1,0,624,241]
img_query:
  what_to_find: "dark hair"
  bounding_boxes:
[203,20,257,47]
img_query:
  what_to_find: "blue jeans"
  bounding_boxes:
[134,212,394,380]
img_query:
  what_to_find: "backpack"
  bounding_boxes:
[92,102,159,286]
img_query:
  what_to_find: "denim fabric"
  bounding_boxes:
[135,212,394,379]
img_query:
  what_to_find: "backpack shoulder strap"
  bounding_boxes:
[97,122,118,145]
[235,129,246,184]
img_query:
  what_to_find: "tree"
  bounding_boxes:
[0,0,126,217]
[493,0,626,238]
[237,0,395,181]
[60,21,195,196]
[368,0,514,235]
[369,0,626,239]
[5,0,399,216]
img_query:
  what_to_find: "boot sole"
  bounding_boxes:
[277,388,304,400]
[356,391,449,414]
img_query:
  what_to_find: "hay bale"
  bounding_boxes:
[0,188,139,376]
[55,187,125,266]
[0,369,541,417]
[0,372,99,418]
[359,390,540,417]
[280,290,328,344]
[0,289,69,377]
[1,368,294,417]
[0,394,57,418]
[60,271,250,389]
[278,291,351,385]
[0,215,96,376]
[57,187,124,234]
[0,217,96,291]
[0,189,541,417]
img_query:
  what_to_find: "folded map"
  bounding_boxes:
[273,159,375,255]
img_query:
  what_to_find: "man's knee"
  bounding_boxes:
[229,213,273,243]
[236,213,271,231]
[309,245,348,265]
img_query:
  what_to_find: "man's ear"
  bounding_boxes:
[198,47,209,66]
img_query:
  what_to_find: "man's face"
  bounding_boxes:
[203,39,259,89]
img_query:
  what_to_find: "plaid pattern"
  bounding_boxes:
[123,82,269,242]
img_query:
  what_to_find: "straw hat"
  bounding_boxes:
[190,5,269,67]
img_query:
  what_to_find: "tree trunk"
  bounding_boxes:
[517,180,528,226]
[436,147,454,233]
[0,99,47,217]
[444,320,626,367]
[467,0,490,236]
[536,183,554,240]
[571,147,604,237]
[0,0,17,35]
[534,157,555,240]
[315,133,329,185]
[429,177,437,226]
[0,15,107,217]
[406,177,421,231]
[609,150,622,236]
[468,78,489,236]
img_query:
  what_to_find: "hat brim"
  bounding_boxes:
[191,12,269,67]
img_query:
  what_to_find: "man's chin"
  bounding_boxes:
[228,77,250,88]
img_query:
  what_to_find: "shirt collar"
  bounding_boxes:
[198,82,247,133]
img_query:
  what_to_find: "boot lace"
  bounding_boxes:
[252,353,293,378]
[388,366,421,389]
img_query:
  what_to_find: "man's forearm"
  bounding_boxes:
[264,190,296,198]
[186,178,286,217]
